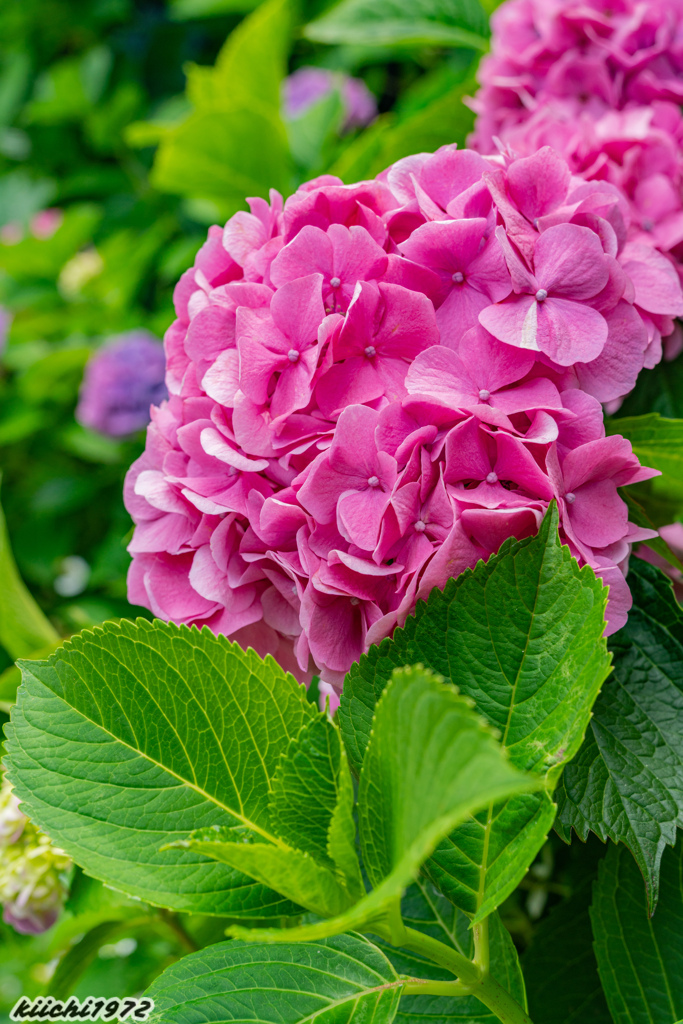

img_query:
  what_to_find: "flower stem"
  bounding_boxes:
[398,926,533,1024]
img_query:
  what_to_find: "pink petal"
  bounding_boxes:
[533,223,609,299]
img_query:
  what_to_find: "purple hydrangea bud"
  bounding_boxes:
[283,66,377,132]
[76,330,168,437]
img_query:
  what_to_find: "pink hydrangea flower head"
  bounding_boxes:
[125,159,661,694]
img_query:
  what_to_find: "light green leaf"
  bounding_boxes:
[339,506,611,922]
[0,488,59,660]
[228,665,535,945]
[331,80,476,183]
[591,839,683,1024]
[4,619,316,916]
[174,824,354,919]
[305,0,489,49]
[269,714,364,898]
[606,413,683,500]
[144,934,403,1024]
[557,559,683,912]
[376,880,526,1022]
[359,666,535,891]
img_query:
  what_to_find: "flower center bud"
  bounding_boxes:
[414,519,426,532]
[330,276,341,288]
[367,475,380,487]
[565,491,576,503]
[452,271,464,283]
[350,597,360,605]
[364,345,377,358]
[486,471,498,484]
[287,349,299,363]
[535,288,548,302]
[478,388,491,401]
[642,218,654,232]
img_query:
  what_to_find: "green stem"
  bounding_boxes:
[473,915,490,972]
[398,926,533,1024]
[403,978,469,997]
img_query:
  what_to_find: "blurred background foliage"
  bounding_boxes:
[0,0,495,1010]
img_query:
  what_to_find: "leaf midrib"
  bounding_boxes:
[21,670,287,849]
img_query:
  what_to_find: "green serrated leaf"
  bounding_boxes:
[228,665,535,945]
[4,618,315,917]
[305,0,489,49]
[173,823,353,920]
[375,880,526,1022]
[591,838,683,1024]
[522,844,611,1024]
[339,506,611,922]
[144,934,403,1024]
[556,559,683,912]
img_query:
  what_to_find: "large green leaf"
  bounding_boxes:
[375,880,526,1022]
[305,0,489,49]
[591,839,683,1024]
[4,619,316,916]
[522,842,611,1024]
[0,488,59,660]
[169,711,364,915]
[339,507,611,921]
[150,0,293,212]
[607,413,683,500]
[144,934,403,1024]
[557,559,683,911]
[226,665,535,944]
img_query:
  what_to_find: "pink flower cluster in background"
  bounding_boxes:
[125,143,677,688]
[470,0,683,362]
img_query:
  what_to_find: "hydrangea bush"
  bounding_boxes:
[124,145,681,690]
[3,0,683,1020]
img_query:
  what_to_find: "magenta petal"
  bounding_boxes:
[479,295,542,352]
[536,298,607,366]
[567,479,628,548]
[436,284,491,341]
[574,301,647,402]
[506,148,571,220]
[533,223,609,299]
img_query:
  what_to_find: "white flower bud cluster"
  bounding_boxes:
[0,775,71,934]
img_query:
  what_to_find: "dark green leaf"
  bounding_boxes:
[591,838,683,1024]
[305,0,489,49]
[339,507,611,921]
[4,619,315,916]
[522,844,611,1024]
[557,559,683,911]
[613,351,683,420]
[144,934,403,1024]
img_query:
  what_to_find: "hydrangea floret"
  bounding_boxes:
[77,330,168,437]
[125,144,678,691]
[0,775,70,934]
